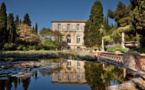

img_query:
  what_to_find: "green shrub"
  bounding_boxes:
[107,48,116,53]
[119,48,129,53]
[22,47,28,51]
[133,48,145,54]
[17,45,24,50]
[3,43,17,50]
[81,55,96,61]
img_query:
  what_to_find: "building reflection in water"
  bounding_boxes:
[52,60,87,85]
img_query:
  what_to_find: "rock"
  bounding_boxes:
[107,81,137,90]
[123,50,140,70]
[131,78,145,89]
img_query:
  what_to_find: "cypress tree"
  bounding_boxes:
[84,0,103,47]
[0,2,7,43]
[23,13,31,26]
[19,19,22,25]
[84,20,91,47]
[7,13,16,43]
[34,23,38,33]
[15,15,19,27]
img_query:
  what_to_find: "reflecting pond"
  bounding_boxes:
[0,59,133,90]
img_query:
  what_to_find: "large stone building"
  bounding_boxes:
[51,20,87,50]
[52,60,87,85]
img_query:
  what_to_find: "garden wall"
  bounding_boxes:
[99,52,145,71]
[99,52,123,65]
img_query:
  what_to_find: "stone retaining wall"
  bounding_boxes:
[99,52,145,71]
[99,52,123,65]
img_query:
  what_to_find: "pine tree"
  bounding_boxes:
[23,13,31,26]
[15,15,19,27]
[34,23,38,33]
[130,0,145,47]
[7,13,16,43]
[84,0,104,47]
[108,1,130,27]
[0,2,7,43]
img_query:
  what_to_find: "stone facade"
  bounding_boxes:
[52,60,86,84]
[51,20,87,50]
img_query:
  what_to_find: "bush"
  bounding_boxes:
[133,48,145,54]
[17,45,24,50]
[3,43,17,50]
[22,47,29,51]
[107,48,116,53]
[120,48,129,53]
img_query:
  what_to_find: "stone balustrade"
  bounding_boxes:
[99,52,123,65]
[99,52,145,71]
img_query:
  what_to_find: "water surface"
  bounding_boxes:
[0,59,132,90]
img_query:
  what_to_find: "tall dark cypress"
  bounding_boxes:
[15,15,19,27]
[84,20,91,47]
[0,2,7,43]
[35,23,38,33]
[84,0,103,47]
[23,13,31,26]
[7,13,16,43]
[19,19,22,25]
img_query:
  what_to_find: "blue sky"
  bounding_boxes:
[0,0,130,32]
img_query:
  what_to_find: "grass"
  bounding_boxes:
[0,50,97,61]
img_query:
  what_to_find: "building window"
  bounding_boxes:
[67,61,71,68]
[77,24,80,30]
[63,26,65,30]
[58,24,61,30]
[67,24,70,30]
[67,47,70,50]
[67,35,71,43]
[77,74,80,80]
[77,61,80,69]
[76,36,80,43]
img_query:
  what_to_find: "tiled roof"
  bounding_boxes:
[51,20,87,23]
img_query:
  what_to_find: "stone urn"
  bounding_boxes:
[124,41,138,49]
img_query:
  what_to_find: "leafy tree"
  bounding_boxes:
[52,30,63,43]
[7,13,16,43]
[0,2,7,42]
[23,13,31,26]
[35,23,38,33]
[130,0,145,47]
[15,15,19,27]
[39,27,52,42]
[84,0,103,47]
[17,24,39,45]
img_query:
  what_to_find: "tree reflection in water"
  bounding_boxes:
[21,77,31,90]
[0,60,132,90]
[84,62,127,90]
